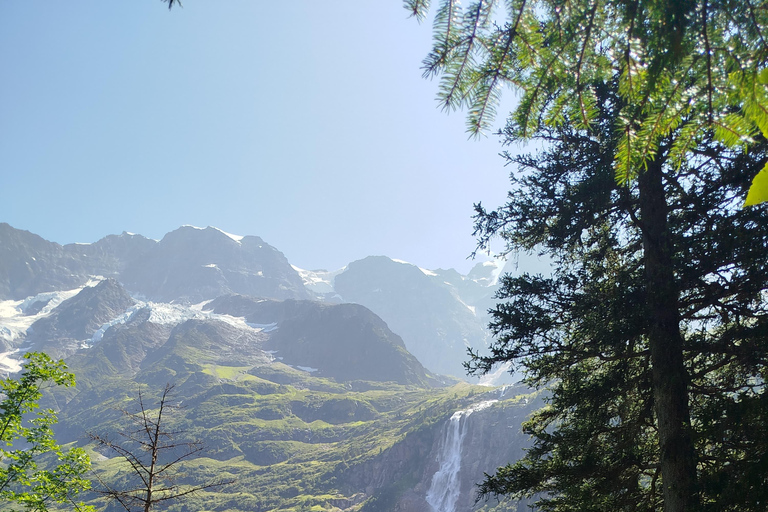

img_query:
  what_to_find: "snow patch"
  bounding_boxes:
[0,282,103,343]
[2,281,277,355]
[389,259,439,278]
[183,225,244,244]
[296,365,319,373]
[208,313,256,331]
[478,361,514,386]
[146,302,203,325]
[291,265,343,294]
[190,299,213,311]
[87,305,144,346]
[456,297,476,316]
[85,301,276,347]
[211,226,244,243]
[0,349,22,373]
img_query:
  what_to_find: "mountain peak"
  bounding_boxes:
[0,224,310,303]
[176,225,245,244]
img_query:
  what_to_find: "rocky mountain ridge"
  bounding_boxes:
[0,223,310,303]
[1,223,515,379]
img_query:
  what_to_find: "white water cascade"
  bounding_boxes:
[425,409,472,512]
[426,400,499,512]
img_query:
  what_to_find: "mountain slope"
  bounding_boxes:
[0,223,101,299]
[333,256,491,378]
[121,226,310,302]
[205,295,433,386]
[0,225,540,512]
[26,278,135,359]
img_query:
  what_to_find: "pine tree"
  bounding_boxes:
[466,83,768,511]
[405,2,768,510]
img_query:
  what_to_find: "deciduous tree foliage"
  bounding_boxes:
[0,352,93,511]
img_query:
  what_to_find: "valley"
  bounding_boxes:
[0,223,535,511]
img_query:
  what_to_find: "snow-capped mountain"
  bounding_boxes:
[0,223,541,512]
[0,223,310,303]
[1,223,516,381]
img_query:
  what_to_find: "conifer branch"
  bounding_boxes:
[468,2,526,134]
[162,0,181,10]
[405,0,432,21]
[702,0,713,124]
[576,2,599,127]
[423,0,461,77]
[745,0,767,49]
[440,0,492,111]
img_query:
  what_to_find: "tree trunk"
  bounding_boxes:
[637,160,698,512]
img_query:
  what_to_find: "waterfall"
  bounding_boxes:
[425,409,473,512]
[426,400,499,512]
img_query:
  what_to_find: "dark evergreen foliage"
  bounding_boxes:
[468,85,768,510]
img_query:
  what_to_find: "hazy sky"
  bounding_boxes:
[1,1,530,273]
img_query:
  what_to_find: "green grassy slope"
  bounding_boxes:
[50,314,520,512]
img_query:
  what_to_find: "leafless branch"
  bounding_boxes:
[88,383,233,511]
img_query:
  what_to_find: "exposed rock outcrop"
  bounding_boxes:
[345,387,539,512]
[27,278,135,358]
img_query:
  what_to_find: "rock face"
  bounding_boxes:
[0,223,98,300]
[345,386,539,512]
[26,278,135,358]
[334,256,493,378]
[121,226,310,303]
[417,393,537,512]
[0,224,309,303]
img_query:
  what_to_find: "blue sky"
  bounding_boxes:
[1,1,527,273]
